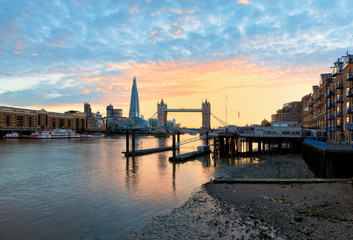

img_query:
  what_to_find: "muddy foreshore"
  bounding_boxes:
[125,154,353,240]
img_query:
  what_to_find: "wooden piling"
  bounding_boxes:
[172,131,176,159]
[249,138,253,153]
[177,131,180,150]
[132,130,135,153]
[206,131,209,146]
[219,137,225,157]
[126,130,129,154]
[230,137,235,157]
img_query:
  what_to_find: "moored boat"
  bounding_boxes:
[80,133,105,138]
[3,132,20,138]
[29,129,81,139]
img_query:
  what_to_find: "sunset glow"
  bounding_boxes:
[1,0,352,127]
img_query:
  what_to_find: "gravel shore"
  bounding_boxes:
[125,154,353,240]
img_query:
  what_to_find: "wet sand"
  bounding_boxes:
[125,154,353,240]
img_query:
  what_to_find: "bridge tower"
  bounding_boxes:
[157,99,168,128]
[202,99,211,130]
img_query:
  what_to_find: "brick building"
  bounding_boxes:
[0,106,87,131]
[325,52,353,143]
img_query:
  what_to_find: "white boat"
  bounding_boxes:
[3,132,20,138]
[29,129,81,139]
[51,129,81,138]
[80,133,105,138]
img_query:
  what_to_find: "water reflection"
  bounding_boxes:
[0,134,264,239]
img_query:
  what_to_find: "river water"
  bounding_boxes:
[0,134,249,239]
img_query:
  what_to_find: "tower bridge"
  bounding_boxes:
[157,99,211,130]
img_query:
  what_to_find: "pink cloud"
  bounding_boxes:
[149,30,158,36]
[172,22,178,26]
[46,37,69,48]
[151,11,160,16]
[237,0,251,4]
[161,8,196,14]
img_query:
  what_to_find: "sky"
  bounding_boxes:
[1,0,353,128]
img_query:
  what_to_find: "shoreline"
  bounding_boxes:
[125,154,353,239]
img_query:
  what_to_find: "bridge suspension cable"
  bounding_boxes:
[211,113,227,126]
[178,134,206,146]
[148,112,157,119]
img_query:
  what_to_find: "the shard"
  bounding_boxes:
[129,76,140,118]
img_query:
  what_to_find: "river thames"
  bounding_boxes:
[0,134,250,239]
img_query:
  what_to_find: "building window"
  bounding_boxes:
[16,116,24,127]
[6,115,10,127]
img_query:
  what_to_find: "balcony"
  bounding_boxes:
[347,73,353,81]
[336,96,343,103]
[334,125,343,132]
[345,123,353,130]
[328,114,335,120]
[336,81,343,89]
[345,106,353,114]
[325,90,333,98]
[346,89,353,97]
[325,127,333,132]
[332,69,340,77]
[335,110,343,118]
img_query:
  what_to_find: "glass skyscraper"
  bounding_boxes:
[129,76,140,118]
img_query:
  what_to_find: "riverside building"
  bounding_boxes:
[325,52,353,143]
[271,101,303,124]
[302,74,332,139]
[0,106,87,131]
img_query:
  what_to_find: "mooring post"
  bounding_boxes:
[206,131,209,146]
[126,130,129,154]
[132,130,135,154]
[219,137,225,157]
[258,140,261,152]
[172,131,176,159]
[230,137,235,158]
[213,137,217,158]
[249,138,253,154]
[177,131,180,150]
[225,137,230,157]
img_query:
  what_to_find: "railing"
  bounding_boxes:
[345,107,353,114]
[346,123,353,130]
[304,139,353,151]
[335,111,343,118]
[304,139,327,150]
[336,96,343,103]
[334,125,343,132]
[347,73,353,81]
[336,81,343,89]
[325,90,333,98]
[328,114,335,120]
[332,68,340,77]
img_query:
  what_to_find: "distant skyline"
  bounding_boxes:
[1,0,353,127]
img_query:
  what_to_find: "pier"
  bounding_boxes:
[123,130,181,157]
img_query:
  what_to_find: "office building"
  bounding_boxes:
[129,76,140,118]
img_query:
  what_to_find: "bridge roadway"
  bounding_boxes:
[164,109,202,112]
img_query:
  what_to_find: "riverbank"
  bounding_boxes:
[125,154,353,239]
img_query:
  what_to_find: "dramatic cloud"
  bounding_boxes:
[0,0,352,126]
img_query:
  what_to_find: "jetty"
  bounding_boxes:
[169,145,210,161]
